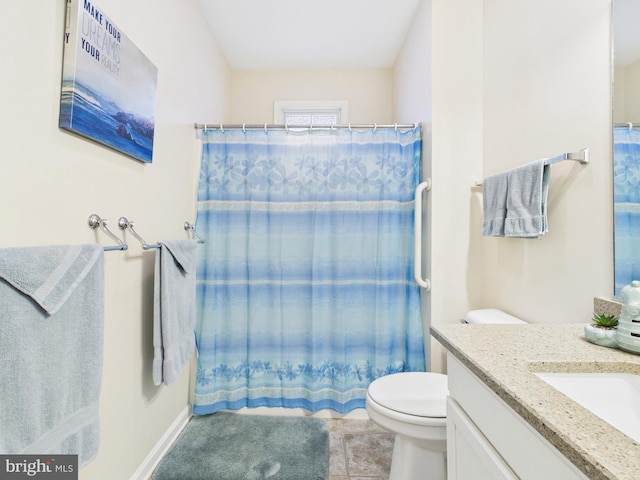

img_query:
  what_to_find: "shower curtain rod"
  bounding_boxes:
[194,122,419,132]
[614,122,640,130]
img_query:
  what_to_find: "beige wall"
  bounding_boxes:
[615,61,640,122]
[393,1,436,369]
[393,0,432,128]
[0,0,616,475]
[230,69,394,123]
[429,0,484,372]
[477,0,612,324]
[0,1,230,479]
[422,0,612,372]
[614,66,628,122]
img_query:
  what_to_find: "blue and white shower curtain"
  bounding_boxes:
[614,126,640,296]
[193,126,425,415]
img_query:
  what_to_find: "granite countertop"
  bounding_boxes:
[431,323,640,480]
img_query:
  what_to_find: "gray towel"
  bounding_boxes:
[481,171,508,236]
[504,160,550,238]
[0,244,104,468]
[153,239,198,386]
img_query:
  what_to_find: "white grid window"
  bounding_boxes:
[274,100,349,125]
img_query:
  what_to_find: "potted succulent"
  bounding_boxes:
[584,313,619,348]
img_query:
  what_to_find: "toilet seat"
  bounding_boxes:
[367,372,447,418]
[365,372,448,479]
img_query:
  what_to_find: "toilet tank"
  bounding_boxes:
[462,309,526,325]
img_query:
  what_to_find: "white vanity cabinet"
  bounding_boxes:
[446,353,589,480]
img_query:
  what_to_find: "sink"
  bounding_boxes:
[535,372,640,443]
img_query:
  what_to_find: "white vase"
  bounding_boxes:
[584,323,618,348]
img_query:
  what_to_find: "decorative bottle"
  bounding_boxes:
[616,280,640,354]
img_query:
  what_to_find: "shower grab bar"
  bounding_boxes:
[414,180,432,291]
[88,214,128,251]
[118,217,160,250]
[184,222,205,244]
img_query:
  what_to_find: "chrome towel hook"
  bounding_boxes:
[88,214,128,251]
[118,217,160,250]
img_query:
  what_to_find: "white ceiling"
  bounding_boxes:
[196,0,640,71]
[196,0,423,70]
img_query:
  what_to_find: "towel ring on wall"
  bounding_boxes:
[88,214,128,251]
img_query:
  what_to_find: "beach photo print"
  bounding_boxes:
[59,0,157,163]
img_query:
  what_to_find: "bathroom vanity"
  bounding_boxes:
[431,323,640,480]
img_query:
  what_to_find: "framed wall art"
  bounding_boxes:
[59,0,157,163]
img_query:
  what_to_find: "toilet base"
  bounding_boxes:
[388,434,447,480]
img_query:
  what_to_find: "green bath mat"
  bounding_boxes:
[152,412,329,480]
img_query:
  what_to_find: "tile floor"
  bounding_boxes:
[325,419,395,480]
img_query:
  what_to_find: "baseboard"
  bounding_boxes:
[129,405,192,480]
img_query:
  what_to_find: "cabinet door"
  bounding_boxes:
[447,354,589,480]
[447,397,519,480]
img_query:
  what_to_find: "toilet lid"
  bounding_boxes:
[368,372,447,418]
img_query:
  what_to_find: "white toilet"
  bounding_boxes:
[365,309,525,480]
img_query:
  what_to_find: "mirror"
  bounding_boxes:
[613,0,640,296]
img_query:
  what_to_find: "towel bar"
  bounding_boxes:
[88,214,128,251]
[117,218,205,250]
[543,148,589,165]
[474,148,589,187]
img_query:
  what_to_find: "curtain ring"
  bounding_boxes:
[373,123,377,133]
[628,122,634,132]
[394,123,398,132]
[203,124,208,131]
[413,123,418,131]
[242,123,246,133]
[285,123,289,133]
[264,124,268,133]
[348,123,352,133]
[219,123,224,133]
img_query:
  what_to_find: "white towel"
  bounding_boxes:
[0,244,104,468]
[481,159,550,238]
[481,171,509,236]
[504,159,550,238]
[153,239,198,386]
